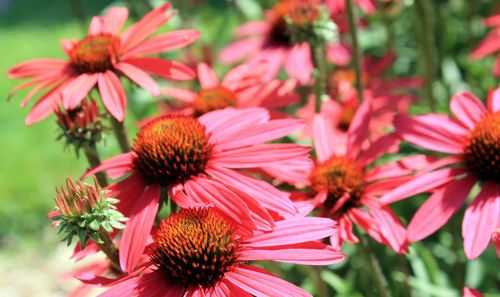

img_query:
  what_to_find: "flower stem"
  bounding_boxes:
[311,43,328,113]
[82,142,108,187]
[110,117,131,153]
[311,266,328,297]
[346,0,364,102]
[356,231,392,297]
[97,229,122,273]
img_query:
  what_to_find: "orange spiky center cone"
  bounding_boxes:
[70,34,120,73]
[464,112,500,182]
[132,115,211,186]
[149,208,239,287]
[310,156,366,214]
[193,87,237,116]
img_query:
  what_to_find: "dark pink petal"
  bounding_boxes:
[450,92,487,129]
[219,279,253,297]
[102,7,128,35]
[395,113,467,154]
[484,14,500,26]
[134,272,184,297]
[119,185,161,272]
[197,62,219,89]
[462,182,500,259]
[62,73,98,109]
[98,276,139,297]
[212,143,309,168]
[463,287,484,297]
[348,208,383,243]
[84,152,135,179]
[492,231,500,258]
[115,62,160,96]
[470,31,500,59]
[408,176,476,242]
[123,30,200,58]
[338,215,358,244]
[125,57,195,81]
[239,241,345,265]
[379,166,467,205]
[326,43,351,66]
[243,217,337,247]
[98,70,126,121]
[108,173,149,217]
[358,133,400,166]
[285,43,313,85]
[347,100,372,158]
[225,265,311,297]
[313,114,337,162]
[366,154,440,182]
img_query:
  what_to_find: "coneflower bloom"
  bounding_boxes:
[380,89,500,259]
[266,101,413,253]
[100,207,345,297]
[87,107,308,272]
[220,0,325,84]
[470,13,500,77]
[159,62,299,117]
[7,3,199,125]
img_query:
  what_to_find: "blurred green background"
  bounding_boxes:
[0,0,498,296]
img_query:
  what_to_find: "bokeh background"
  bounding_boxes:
[0,0,499,296]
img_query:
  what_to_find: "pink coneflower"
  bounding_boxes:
[470,13,500,77]
[100,206,345,297]
[380,89,500,259]
[87,107,308,272]
[7,3,199,125]
[266,101,414,253]
[159,62,299,117]
[220,0,324,84]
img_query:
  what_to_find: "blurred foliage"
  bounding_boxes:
[0,0,499,296]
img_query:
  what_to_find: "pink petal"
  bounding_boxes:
[348,208,383,243]
[98,276,139,297]
[243,217,337,247]
[88,16,104,35]
[379,166,467,204]
[347,100,372,158]
[313,114,337,162]
[225,265,311,297]
[395,113,467,154]
[484,14,500,27]
[250,48,286,82]
[463,287,484,297]
[450,92,487,129]
[84,152,135,179]
[462,182,500,259]
[408,176,476,242]
[108,173,149,217]
[25,82,65,125]
[134,272,184,297]
[98,70,127,121]
[8,58,68,79]
[326,43,351,66]
[285,43,313,85]
[235,21,270,37]
[219,38,265,64]
[125,57,195,81]
[197,62,219,89]
[239,241,345,265]
[62,73,98,109]
[160,87,196,102]
[119,185,160,272]
[122,30,200,58]
[470,31,500,59]
[358,133,400,166]
[115,62,160,96]
[212,143,310,168]
[103,7,128,35]
[487,87,500,112]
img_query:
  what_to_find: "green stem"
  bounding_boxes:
[110,117,131,153]
[375,0,395,51]
[311,43,328,113]
[356,230,392,297]
[346,0,364,101]
[82,142,108,187]
[311,266,328,297]
[97,229,122,273]
[414,0,437,111]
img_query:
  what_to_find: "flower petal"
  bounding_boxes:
[115,62,160,96]
[84,152,135,179]
[123,30,200,58]
[313,114,337,162]
[62,73,98,109]
[347,100,372,158]
[125,57,195,81]
[197,62,219,89]
[103,7,129,35]
[450,92,487,129]
[98,70,127,121]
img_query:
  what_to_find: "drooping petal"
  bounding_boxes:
[62,73,98,109]
[312,114,337,162]
[358,133,400,166]
[408,176,476,242]
[119,185,161,272]
[25,82,65,125]
[462,182,500,259]
[225,265,311,297]
[134,272,184,297]
[7,58,69,79]
[84,152,135,179]
[197,62,219,89]
[98,70,127,121]
[347,100,372,158]
[450,92,487,129]
[125,57,195,81]
[285,43,313,85]
[115,62,160,96]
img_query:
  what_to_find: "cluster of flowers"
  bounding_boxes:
[7,1,499,296]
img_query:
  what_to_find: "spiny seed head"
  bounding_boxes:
[132,115,211,186]
[149,208,239,287]
[193,87,237,116]
[464,112,500,182]
[310,156,366,211]
[69,34,120,73]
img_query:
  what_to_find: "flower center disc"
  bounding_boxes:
[149,208,239,287]
[70,34,120,73]
[464,112,500,182]
[310,156,366,210]
[132,115,211,186]
[193,87,237,116]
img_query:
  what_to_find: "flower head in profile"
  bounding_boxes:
[470,13,500,77]
[159,62,299,117]
[87,107,309,272]
[220,0,337,84]
[381,89,500,259]
[100,206,345,297]
[8,3,199,125]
